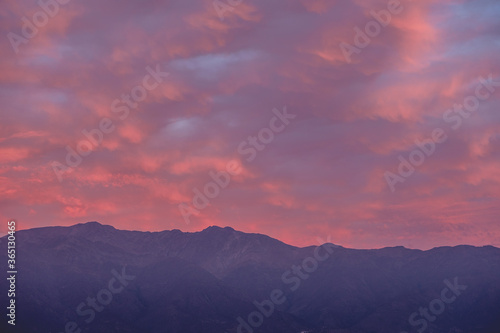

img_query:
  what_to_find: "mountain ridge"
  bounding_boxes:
[1,222,499,333]
[8,221,496,251]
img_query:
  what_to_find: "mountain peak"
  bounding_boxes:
[202,225,235,232]
[72,221,116,232]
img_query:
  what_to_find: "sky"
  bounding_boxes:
[0,0,499,249]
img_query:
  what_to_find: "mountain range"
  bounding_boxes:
[1,222,499,333]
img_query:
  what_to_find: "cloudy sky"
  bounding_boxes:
[1,0,499,249]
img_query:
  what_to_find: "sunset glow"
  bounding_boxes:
[1,0,499,249]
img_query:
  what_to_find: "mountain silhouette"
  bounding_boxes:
[1,222,499,333]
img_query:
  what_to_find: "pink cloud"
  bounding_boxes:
[0,0,499,248]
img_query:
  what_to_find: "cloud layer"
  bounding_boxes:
[1,0,499,249]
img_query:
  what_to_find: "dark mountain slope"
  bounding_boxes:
[0,222,499,333]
